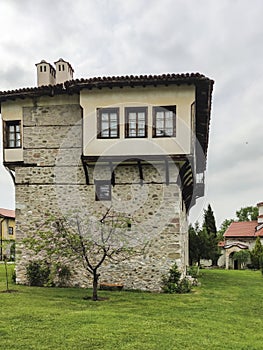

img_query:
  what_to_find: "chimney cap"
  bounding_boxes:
[54,58,74,73]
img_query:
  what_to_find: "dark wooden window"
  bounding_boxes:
[8,227,14,235]
[125,107,147,138]
[153,106,176,137]
[5,121,21,148]
[97,108,119,138]
[95,180,111,201]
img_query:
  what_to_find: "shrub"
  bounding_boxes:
[26,261,71,287]
[176,277,192,294]
[50,263,71,287]
[162,263,192,294]
[26,261,51,286]
[187,266,199,279]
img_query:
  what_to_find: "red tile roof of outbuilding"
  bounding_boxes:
[0,208,15,219]
[224,221,263,238]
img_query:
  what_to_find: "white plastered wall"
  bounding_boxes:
[81,84,195,157]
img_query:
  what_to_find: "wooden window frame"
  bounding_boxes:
[8,227,14,235]
[95,180,112,201]
[125,107,148,138]
[152,105,176,137]
[5,120,22,148]
[97,108,120,139]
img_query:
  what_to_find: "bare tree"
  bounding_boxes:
[25,210,146,300]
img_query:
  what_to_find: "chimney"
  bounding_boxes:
[54,58,74,84]
[35,60,56,87]
[257,202,263,224]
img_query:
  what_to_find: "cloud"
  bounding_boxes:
[0,0,263,225]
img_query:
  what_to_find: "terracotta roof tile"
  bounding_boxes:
[0,208,15,219]
[0,72,214,101]
[224,221,258,237]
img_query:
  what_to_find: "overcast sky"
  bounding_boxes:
[0,0,262,227]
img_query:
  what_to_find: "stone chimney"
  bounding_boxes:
[35,58,74,87]
[35,60,56,87]
[257,202,263,224]
[54,58,74,84]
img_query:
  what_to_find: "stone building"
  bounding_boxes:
[0,59,214,290]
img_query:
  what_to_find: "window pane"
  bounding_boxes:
[9,125,15,132]
[129,129,136,137]
[154,107,175,137]
[156,129,164,136]
[138,129,145,136]
[156,111,164,120]
[98,109,119,138]
[129,112,136,121]
[101,129,109,137]
[111,129,117,137]
[9,140,15,147]
[138,112,145,120]
[129,121,136,129]
[165,128,173,136]
[102,121,109,129]
[110,113,117,121]
[101,113,109,121]
[138,120,145,129]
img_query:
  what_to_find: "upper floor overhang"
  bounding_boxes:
[0,72,214,173]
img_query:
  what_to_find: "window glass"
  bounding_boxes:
[6,121,21,148]
[97,108,119,138]
[95,180,111,201]
[153,106,176,137]
[125,107,147,138]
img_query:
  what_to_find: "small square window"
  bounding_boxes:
[8,227,14,235]
[5,121,21,148]
[97,108,119,139]
[125,107,147,138]
[95,180,111,201]
[153,106,176,137]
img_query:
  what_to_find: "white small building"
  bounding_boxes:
[222,202,263,269]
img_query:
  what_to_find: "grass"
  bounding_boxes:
[0,264,263,349]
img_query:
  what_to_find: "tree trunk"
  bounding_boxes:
[92,271,100,301]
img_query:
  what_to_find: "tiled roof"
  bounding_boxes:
[0,72,213,100]
[0,208,15,219]
[256,226,263,236]
[224,221,258,237]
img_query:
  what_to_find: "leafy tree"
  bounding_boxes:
[217,219,234,241]
[236,206,259,221]
[233,250,250,269]
[25,211,146,301]
[250,237,263,270]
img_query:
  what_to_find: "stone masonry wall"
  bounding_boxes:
[15,102,188,291]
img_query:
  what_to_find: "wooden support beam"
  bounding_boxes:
[138,160,143,186]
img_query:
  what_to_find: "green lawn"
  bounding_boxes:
[0,264,263,350]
